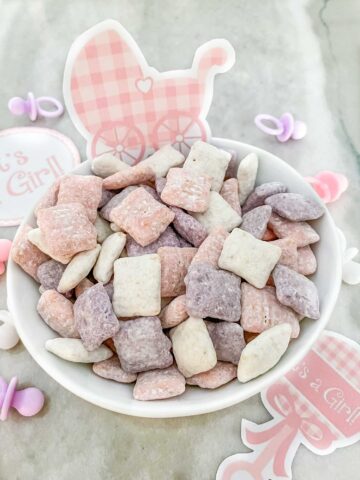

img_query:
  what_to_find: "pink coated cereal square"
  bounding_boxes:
[160,295,188,328]
[37,289,79,338]
[160,168,212,213]
[57,175,103,223]
[11,224,49,280]
[186,362,237,389]
[220,178,241,215]
[110,188,175,247]
[103,164,155,190]
[297,246,317,275]
[268,213,320,247]
[133,366,185,400]
[191,227,229,268]
[270,237,298,270]
[34,179,60,216]
[93,357,137,383]
[158,246,197,297]
[37,203,97,258]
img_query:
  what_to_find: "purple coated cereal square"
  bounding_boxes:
[241,205,272,239]
[205,321,245,364]
[126,226,180,256]
[171,207,208,247]
[243,182,287,213]
[37,260,66,291]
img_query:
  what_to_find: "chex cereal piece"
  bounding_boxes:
[93,357,137,383]
[57,175,103,222]
[219,229,282,288]
[140,184,161,201]
[155,176,167,196]
[113,317,173,373]
[177,236,192,248]
[297,246,317,275]
[241,205,272,239]
[133,366,186,400]
[205,321,246,364]
[110,188,175,247]
[237,323,292,382]
[11,225,49,280]
[237,153,259,205]
[93,233,126,283]
[94,216,113,243]
[185,263,241,322]
[170,317,217,377]
[187,362,237,389]
[113,254,161,317]
[270,237,298,270]
[193,192,242,233]
[160,167,212,213]
[45,338,112,363]
[37,259,66,291]
[241,283,300,338]
[91,153,130,178]
[37,289,79,338]
[220,178,241,215]
[99,189,115,208]
[104,281,114,301]
[191,227,228,268]
[262,228,277,241]
[74,283,120,351]
[265,193,325,221]
[243,182,287,213]
[273,264,320,319]
[34,179,60,216]
[103,163,155,190]
[75,278,94,298]
[37,203,97,259]
[183,141,231,192]
[268,213,320,247]
[171,207,207,247]
[126,226,180,257]
[57,245,101,293]
[158,247,197,297]
[100,186,137,221]
[140,144,185,177]
[160,295,188,328]
[27,228,73,264]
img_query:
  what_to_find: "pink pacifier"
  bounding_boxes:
[8,92,64,121]
[254,112,307,142]
[0,376,45,421]
[0,239,12,275]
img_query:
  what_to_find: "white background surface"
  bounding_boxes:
[1,1,359,479]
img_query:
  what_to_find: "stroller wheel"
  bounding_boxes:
[91,123,146,165]
[153,113,207,156]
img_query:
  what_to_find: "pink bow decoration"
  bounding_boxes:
[0,239,12,275]
[305,171,348,203]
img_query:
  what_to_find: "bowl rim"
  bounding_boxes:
[6,137,343,418]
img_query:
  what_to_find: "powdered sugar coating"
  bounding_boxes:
[171,207,208,247]
[133,366,185,400]
[241,205,272,239]
[237,153,259,205]
[113,317,173,373]
[297,246,317,275]
[206,321,245,364]
[100,186,137,221]
[103,163,155,190]
[161,167,212,213]
[186,361,237,389]
[34,179,60,216]
[268,213,320,247]
[158,246,197,297]
[270,237,298,270]
[220,178,241,215]
[273,264,320,319]
[126,226,180,256]
[155,176,166,196]
[243,182,287,213]
[191,227,228,268]
[37,289,79,338]
[241,283,300,338]
[110,188,175,247]
[160,295,187,328]
[37,203,97,258]
[93,356,137,383]
[99,189,116,208]
[185,262,241,322]
[265,193,324,221]
[37,259,66,291]
[74,283,120,351]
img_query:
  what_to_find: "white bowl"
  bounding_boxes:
[7,138,342,418]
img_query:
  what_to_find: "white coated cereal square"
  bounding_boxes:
[184,141,231,192]
[193,191,242,233]
[141,145,185,177]
[218,228,282,288]
[113,254,161,317]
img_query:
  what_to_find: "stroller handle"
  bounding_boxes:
[192,39,235,84]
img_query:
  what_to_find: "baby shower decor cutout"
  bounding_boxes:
[217,331,360,480]
[0,128,80,226]
[63,20,235,163]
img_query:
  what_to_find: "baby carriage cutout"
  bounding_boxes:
[63,20,235,164]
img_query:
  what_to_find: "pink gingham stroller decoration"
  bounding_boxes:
[63,20,235,164]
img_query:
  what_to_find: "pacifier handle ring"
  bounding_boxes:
[254,114,284,136]
[0,376,17,421]
[27,92,38,121]
[36,96,64,118]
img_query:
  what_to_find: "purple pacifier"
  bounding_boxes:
[254,112,307,142]
[0,376,45,421]
[8,92,64,121]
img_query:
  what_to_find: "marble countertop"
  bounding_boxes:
[1,1,360,478]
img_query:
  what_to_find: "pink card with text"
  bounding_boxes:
[63,20,235,163]
[217,331,360,480]
[0,128,80,227]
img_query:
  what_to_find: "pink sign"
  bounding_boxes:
[0,128,80,227]
[63,20,235,164]
[217,331,360,480]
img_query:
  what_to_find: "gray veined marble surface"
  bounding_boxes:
[1,0,360,479]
